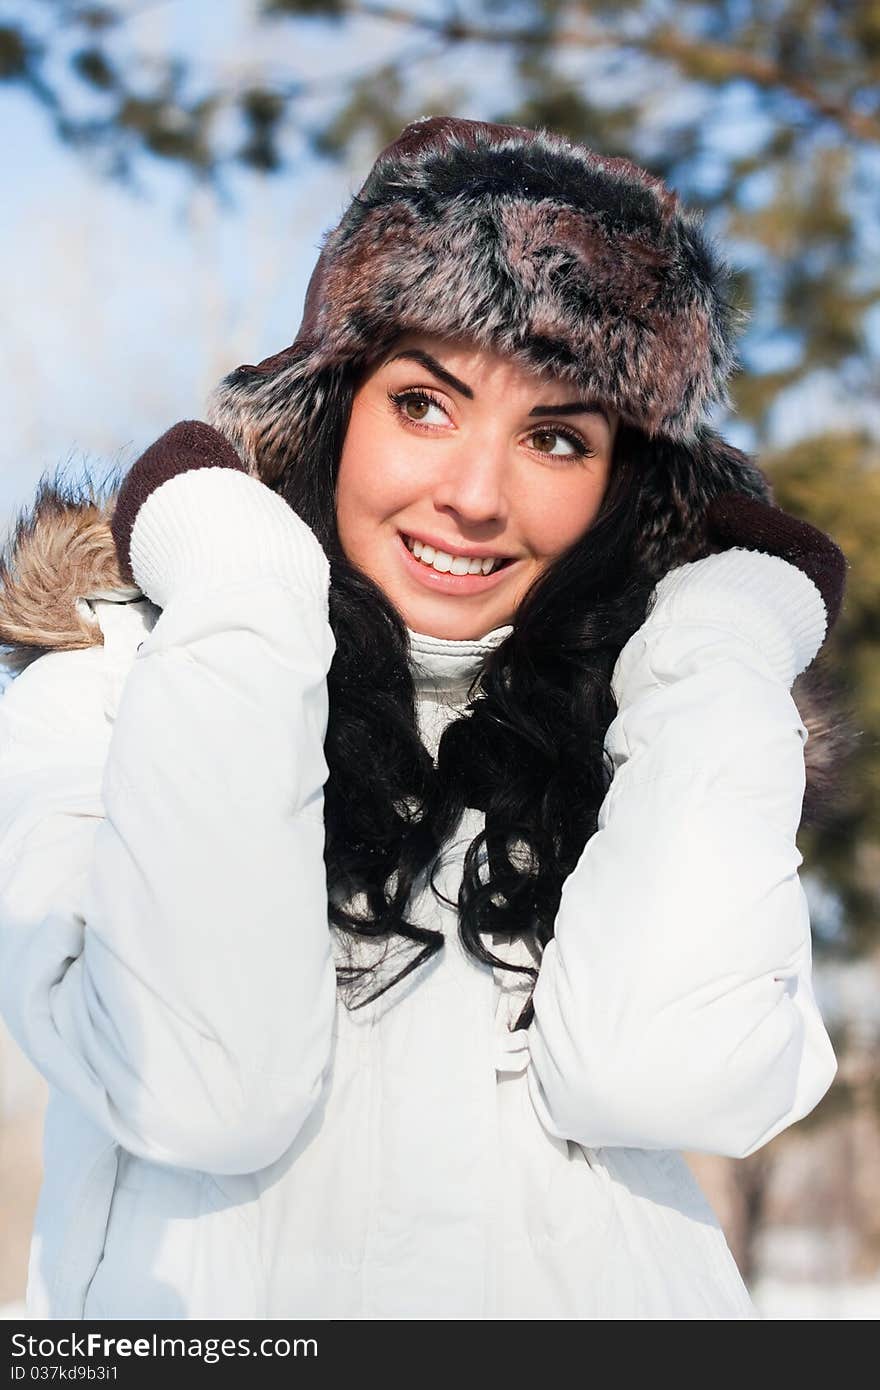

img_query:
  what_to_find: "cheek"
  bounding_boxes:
[336,410,414,546]
[519,468,611,558]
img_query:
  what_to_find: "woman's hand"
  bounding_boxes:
[704,490,847,635]
[108,420,327,613]
[110,420,247,587]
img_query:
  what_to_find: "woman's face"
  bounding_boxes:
[335,332,618,639]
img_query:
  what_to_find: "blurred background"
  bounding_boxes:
[1,0,879,1320]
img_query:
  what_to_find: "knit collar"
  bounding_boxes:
[406,623,513,703]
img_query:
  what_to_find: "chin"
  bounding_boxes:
[401,603,508,640]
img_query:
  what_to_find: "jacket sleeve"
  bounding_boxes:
[525,546,839,1160]
[0,467,337,1175]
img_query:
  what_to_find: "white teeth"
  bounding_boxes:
[404,534,504,576]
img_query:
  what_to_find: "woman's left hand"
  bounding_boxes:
[703,490,847,635]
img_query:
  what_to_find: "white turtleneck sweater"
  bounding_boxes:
[0,465,836,1320]
[407,622,512,758]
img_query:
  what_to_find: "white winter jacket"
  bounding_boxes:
[0,466,837,1320]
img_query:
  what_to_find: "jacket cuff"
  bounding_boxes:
[129,467,330,611]
[646,547,828,687]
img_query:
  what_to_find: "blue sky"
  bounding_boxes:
[0,81,354,525]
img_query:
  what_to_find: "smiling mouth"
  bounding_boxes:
[402,533,514,576]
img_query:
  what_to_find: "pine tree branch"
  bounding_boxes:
[341,1,880,144]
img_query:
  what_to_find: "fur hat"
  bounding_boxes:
[206,114,774,579]
[209,117,754,454]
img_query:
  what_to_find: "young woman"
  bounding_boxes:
[0,116,847,1320]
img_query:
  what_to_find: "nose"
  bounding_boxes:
[430,437,510,529]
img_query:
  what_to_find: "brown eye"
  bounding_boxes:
[527,426,590,460]
[532,429,560,452]
[387,388,449,426]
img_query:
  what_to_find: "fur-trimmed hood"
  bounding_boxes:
[0,464,856,829]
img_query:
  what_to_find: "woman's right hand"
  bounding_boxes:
[109,420,329,612]
[110,420,248,588]
[0,421,338,1176]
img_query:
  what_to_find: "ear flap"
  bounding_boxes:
[205,344,350,488]
[624,423,773,581]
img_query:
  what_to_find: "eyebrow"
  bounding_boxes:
[385,348,611,426]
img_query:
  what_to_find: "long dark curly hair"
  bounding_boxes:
[276,351,742,1028]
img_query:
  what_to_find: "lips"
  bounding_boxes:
[396,532,518,594]
[402,533,513,576]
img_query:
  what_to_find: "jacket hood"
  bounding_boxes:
[0,464,857,828]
